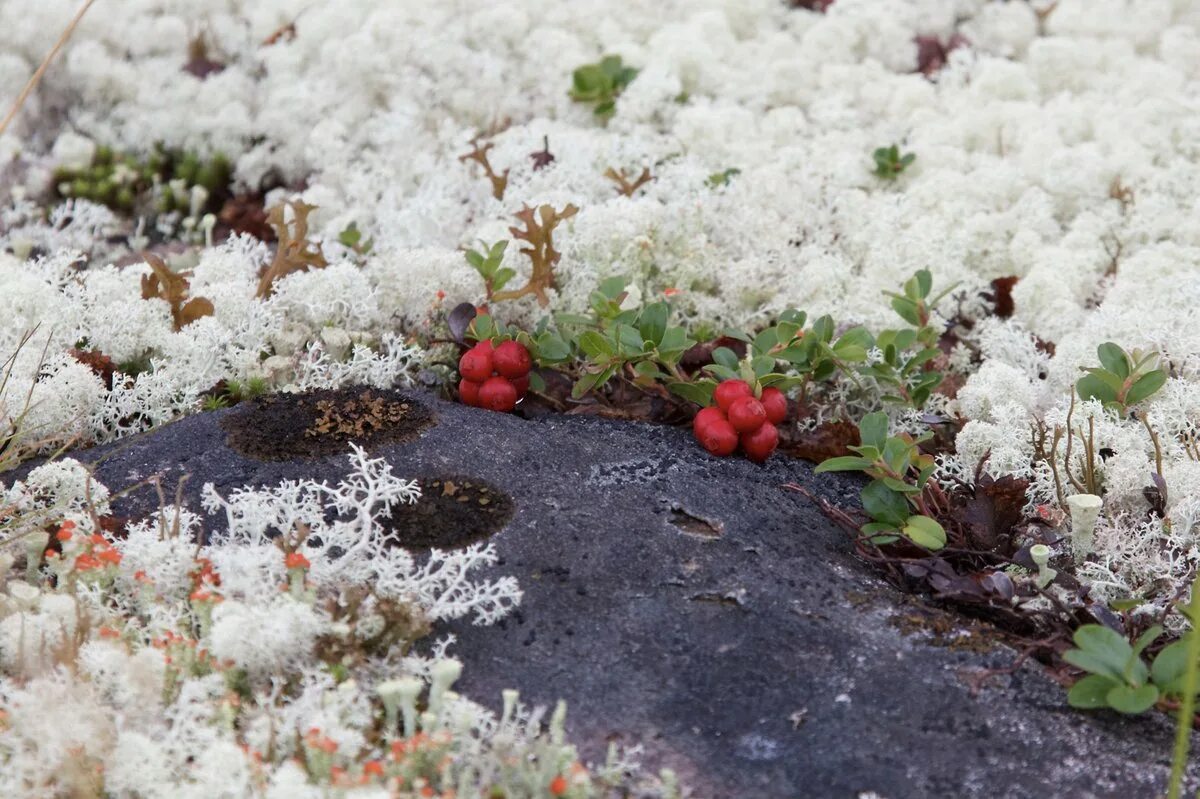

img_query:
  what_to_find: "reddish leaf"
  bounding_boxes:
[69,348,116,391]
[989,276,1019,319]
[679,336,747,375]
[954,473,1029,553]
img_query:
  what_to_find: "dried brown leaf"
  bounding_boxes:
[256,200,329,298]
[491,203,578,307]
[140,253,214,331]
[604,166,653,197]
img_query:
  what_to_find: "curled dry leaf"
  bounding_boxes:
[140,253,215,331]
[491,203,578,307]
[604,166,653,197]
[459,138,509,200]
[256,200,329,298]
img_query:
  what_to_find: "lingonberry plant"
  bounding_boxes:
[872,144,916,179]
[457,335,534,413]
[569,55,638,119]
[464,240,516,302]
[864,269,955,410]
[814,412,947,550]
[1076,341,1167,414]
[1064,622,1194,714]
[692,378,784,462]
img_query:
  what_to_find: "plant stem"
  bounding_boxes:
[1167,573,1200,799]
[0,0,98,138]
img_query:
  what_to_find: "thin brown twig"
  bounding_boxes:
[0,0,98,138]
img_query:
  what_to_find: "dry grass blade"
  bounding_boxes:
[0,0,98,138]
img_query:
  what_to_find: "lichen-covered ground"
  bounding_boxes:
[3,1,1200,796]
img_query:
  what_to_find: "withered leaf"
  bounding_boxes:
[256,200,329,298]
[989,276,1019,319]
[491,203,578,307]
[956,473,1029,553]
[140,253,215,331]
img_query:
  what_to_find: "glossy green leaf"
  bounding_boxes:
[902,515,946,550]
[861,481,910,527]
[1067,674,1117,709]
[1097,342,1130,379]
[858,412,889,451]
[1126,369,1167,405]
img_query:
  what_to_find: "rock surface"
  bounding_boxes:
[50,391,1193,798]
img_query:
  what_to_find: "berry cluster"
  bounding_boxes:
[457,340,532,412]
[693,380,785,462]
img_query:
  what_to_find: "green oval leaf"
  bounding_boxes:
[1105,683,1158,714]
[902,514,946,550]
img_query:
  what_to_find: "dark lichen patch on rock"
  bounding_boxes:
[383,476,514,552]
[888,603,1001,654]
[221,387,434,460]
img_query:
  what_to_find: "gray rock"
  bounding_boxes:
[47,391,1195,798]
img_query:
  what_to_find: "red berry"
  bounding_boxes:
[698,417,739,456]
[714,379,753,412]
[760,387,787,425]
[510,374,530,398]
[740,421,779,463]
[478,376,518,412]
[458,341,494,382]
[693,406,726,441]
[493,340,532,378]
[458,379,482,407]
[727,396,767,433]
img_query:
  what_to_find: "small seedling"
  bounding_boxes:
[570,55,638,119]
[1076,342,1166,413]
[1063,623,1194,714]
[705,168,740,188]
[338,221,372,255]
[873,144,916,180]
[464,241,515,301]
[815,412,946,550]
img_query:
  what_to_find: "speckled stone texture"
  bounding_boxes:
[46,391,1195,799]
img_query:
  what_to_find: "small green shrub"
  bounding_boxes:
[1076,342,1166,413]
[872,144,916,179]
[815,411,946,550]
[464,241,514,301]
[1064,623,1190,714]
[570,55,638,118]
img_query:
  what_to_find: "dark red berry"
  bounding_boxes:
[493,340,532,378]
[727,396,766,433]
[510,374,530,398]
[459,378,482,407]
[478,376,517,412]
[760,387,787,425]
[714,380,753,412]
[698,417,739,456]
[459,341,494,382]
[693,407,726,441]
[740,421,779,463]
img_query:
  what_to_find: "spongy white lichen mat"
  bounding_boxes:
[2,0,1200,793]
